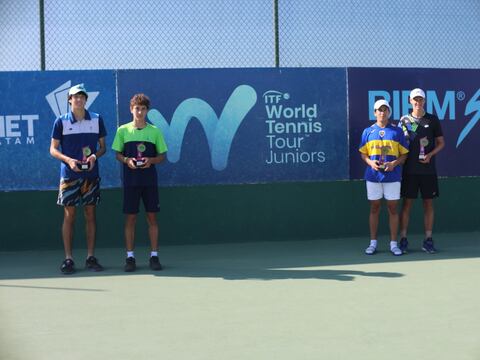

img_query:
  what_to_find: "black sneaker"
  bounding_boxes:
[61,259,75,275]
[399,237,409,254]
[149,256,163,271]
[85,256,104,272]
[124,257,136,272]
[422,238,437,254]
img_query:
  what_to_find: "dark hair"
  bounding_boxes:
[68,92,88,101]
[130,93,150,109]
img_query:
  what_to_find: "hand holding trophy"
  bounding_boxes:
[378,145,389,171]
[134,143,146,168]
[77,146,91,171]
[419,137,429,161]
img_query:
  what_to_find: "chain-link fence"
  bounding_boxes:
[279,0,480,68]
[1,0,479,71]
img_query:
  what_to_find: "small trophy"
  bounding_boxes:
[378,145,389,170]
[399,115,411,139]
[78,146,91,171]
[134,143,146,167]
[419,137,429,161]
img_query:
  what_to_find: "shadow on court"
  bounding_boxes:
[0,232,478,282]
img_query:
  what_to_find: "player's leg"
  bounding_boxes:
[369,199,382,241]
[81,178,103,271]
[386,199,402,256]
[400,174,419,236]
[384,181,401,243]
[123,186,141,271]
[125,213,137,252]
[365,181,382,254]
[57,178,82,274]
[143,186,162,270]
[80,177,100,256]
[420,175,439,253]
[146,212,159,251]
[84,205,96,257]
[62,206,76,259]
[423,199,434,235]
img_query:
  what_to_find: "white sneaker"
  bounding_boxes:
[365,245,377,255]
[391,246,402,256]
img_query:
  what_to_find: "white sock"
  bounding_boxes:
[370,240,377,248]
[127,251,135,258]
[390,241,398,250]
[151,251,158,257]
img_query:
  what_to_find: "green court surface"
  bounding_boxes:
[1,232,479,360]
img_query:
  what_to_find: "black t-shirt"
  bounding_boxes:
[399,112,443,175]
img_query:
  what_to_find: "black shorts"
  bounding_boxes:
[123,186,160,214]
[401,174,439,199]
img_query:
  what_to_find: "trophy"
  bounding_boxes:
[134,143,146,167]
[419,137,429,161]
[399,115,412,139]
[78,146,91,171]
[378,145,389,170]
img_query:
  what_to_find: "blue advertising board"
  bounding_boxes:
[0,71,119,191]
[348,68,480,179]
[117,68,349,186]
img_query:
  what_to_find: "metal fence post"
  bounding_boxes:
[39,0,46,70]
[273,0,280,68]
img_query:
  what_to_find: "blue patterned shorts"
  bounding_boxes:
[57,178,101,206]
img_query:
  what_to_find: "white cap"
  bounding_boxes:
[410,88,425,99]
[68,84,88,97]
[373,99,391,113]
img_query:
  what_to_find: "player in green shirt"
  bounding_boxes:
[112,94,168,271]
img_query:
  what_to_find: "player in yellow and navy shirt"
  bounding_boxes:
[358,99,409,256]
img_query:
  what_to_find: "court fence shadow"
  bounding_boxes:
[0,232,478,282]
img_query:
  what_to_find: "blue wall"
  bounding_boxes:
[1,67,479,191]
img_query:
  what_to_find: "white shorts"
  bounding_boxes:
[366,181,401,201]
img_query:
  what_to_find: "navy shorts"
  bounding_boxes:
[401,174,439,199]
[123,186,160,214]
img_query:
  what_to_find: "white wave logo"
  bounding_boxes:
[46,81,99,117]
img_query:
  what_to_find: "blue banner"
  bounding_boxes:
[117,68,349,186]
[348,68,480,179]
[0,71,119,191]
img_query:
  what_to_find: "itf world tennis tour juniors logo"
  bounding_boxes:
[263,90,325,165]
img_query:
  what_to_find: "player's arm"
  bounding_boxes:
[149,152,166,165]
[361,152,379,171]
[384,153,407,172]
[86,137,107,170]
[142,153,165,168]
[421,136,445,164]
[95,137,107,159]
[430,136,445,157]
[143,131,167,167]
[116,151,136,169]
[50,138,80,171]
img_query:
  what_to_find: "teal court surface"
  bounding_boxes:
[1,232,479,360]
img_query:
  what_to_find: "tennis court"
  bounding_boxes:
[1,232,479,360]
